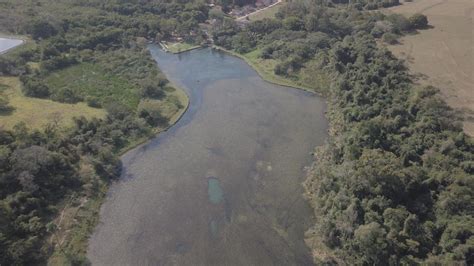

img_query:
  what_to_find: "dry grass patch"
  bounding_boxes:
[386,0,474,135]
[0,76,105,129]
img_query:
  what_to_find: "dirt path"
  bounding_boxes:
[387,0,474,135]
[236,0,283,21]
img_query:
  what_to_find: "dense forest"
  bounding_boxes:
[0,0,209,264]
[212,1,473,264]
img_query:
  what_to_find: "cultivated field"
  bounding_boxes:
[386,0,474,135]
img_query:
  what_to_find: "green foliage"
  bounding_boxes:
[19,76,51,98]
[307,33,473,264]
[224,1,473,264]
[409,13,429,29]
[24,19,58,40]
[382,32,399,44]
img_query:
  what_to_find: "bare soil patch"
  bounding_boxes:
[386,0,474,135]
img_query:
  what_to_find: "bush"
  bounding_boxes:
[409,13,429,29]
[386,14,411,33]
[51,88,83,103]
[86,96,102,108]
[138,100,169,127]
[382,32,399,44]
[0,95,13,113]
[141,84,164,99]
[24,19,58,40]
[283,17,304,31]
[20,76,50,98]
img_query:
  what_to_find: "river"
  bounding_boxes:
[87,46,328,265]
[0,37,23,54]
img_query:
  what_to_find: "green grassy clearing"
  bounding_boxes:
[248,1,287,21]
[165,42,201,54]
[45,62,141,109]
[0,76,106,129]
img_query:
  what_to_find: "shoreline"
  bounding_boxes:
[48,83,190,265]
[53,45,320,264]
[117,83,190,156]
[212,46,325,96]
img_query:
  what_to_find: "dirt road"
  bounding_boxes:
[387,0,474,135]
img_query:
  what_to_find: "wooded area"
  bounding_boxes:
[212,1,473,264]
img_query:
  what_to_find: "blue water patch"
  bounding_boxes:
[207,177,223,204]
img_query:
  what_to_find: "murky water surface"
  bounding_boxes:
[88,47,328,265]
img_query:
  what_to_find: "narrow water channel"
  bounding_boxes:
[87,47,328,265]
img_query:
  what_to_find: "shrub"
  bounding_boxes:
[51,88,83,103]
[86,96,102,108]
[409,13,429,29]
[20,76,50,98]
[141,84,165,99]
[138,100,169,127]
[382,32,399,44]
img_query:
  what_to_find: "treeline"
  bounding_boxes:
[307,35,473,265]
[329,0,401,10]
[216,1,473,264]
[1,0,209,43]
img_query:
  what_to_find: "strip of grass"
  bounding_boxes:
[165,42,201,54]
[248,1,287,21]
[0,76,106,129]
[44,62,141,109]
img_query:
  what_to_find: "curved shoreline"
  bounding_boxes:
[87,47,327,265]
[211,45,325,96]
[117,83,190,156]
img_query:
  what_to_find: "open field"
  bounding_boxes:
[246,0,286,21]
[0,76,105,129]
[45,63,141,109]
[386,0,474,135]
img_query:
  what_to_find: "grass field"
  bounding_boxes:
[45,63,141,109]
[386,0,474,135]
[247,1,286,21]
[165,42,201,54]
[0,76,105,129]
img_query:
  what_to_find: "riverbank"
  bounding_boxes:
[212,46,319,93]
[87,47,327,265]
[47,83,189,265]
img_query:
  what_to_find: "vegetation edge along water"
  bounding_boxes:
[207,1,473,264]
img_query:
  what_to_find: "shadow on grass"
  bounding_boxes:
[0,106,15,116]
